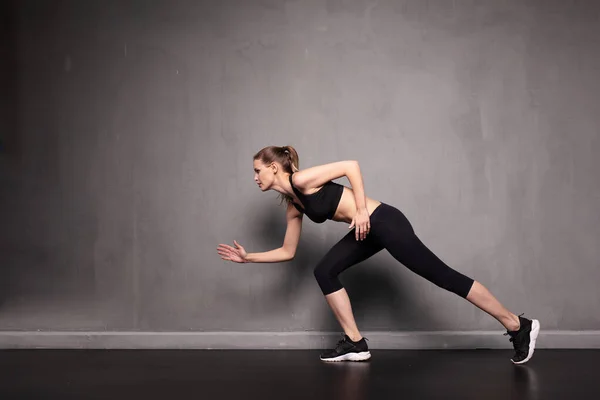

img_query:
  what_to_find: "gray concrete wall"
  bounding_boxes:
[1,0,599,348]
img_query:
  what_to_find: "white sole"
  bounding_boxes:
[320,351,371,362]
[512,319,540,365]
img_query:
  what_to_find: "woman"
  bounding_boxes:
[216,145,540,364]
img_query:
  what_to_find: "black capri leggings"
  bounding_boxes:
[313,203,474,298]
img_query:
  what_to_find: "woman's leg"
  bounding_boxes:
[372,203,540,364]
[314,230,383,342]
[325,288,363,342]
[466,281,520,331]
[372,204,520,331]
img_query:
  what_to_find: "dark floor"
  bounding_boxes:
[0,349,599,399]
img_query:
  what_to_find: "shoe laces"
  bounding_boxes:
[335,336,347,348]
[503,313,524,343]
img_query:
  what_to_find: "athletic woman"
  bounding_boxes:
[216,145,540,364]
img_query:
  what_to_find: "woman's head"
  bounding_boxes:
[253,145,299,203]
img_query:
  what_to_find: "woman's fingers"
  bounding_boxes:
[218,244,234,251]
[217,247,234,261]
[217,248,229,256]
[218,243,243,262]
[355,222,370,241]
[218,244,239,254]
[351,212,371,241]
[217,245,232,257]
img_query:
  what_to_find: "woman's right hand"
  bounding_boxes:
[217,240,248,263]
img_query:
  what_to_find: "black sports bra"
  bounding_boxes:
[289,173,344,223]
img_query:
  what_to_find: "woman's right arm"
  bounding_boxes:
[245,203,303,263]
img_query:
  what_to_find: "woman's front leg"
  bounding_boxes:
[325,288,364,342]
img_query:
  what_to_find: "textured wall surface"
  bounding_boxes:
[1,0,599,345]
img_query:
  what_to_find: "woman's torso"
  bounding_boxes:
[291,182,381,224]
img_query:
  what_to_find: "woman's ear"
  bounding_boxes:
[270,162,279,174]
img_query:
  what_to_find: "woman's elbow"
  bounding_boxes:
[283,248,296,261]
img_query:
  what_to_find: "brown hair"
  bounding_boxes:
[253,145,300,205]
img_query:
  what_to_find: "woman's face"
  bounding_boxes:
[253,159,274,191]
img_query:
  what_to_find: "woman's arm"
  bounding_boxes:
[245,203,303,263]
[291,160,356,191]
[291,160,367,210]
[245,247,294,263]
[344,161,367,210]
[345,161,371,241]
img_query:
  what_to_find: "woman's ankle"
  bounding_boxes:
[346,332,363,342]
[504,314,521,331]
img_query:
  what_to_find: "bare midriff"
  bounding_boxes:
[331,186,382,224]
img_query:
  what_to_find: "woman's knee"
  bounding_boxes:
[313,263,341,295]
[313,262,333,283]
[313,263,327,280]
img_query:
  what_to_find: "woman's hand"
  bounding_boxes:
[217,240,248,263]
[349,207,371,241]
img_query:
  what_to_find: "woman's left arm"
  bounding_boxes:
[345,161,370,240]
[346,161,367,209]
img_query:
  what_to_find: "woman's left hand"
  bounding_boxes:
[349,207,371,241]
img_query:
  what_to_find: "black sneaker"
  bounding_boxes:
[320,334,371,362]
[505,314,540,365]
